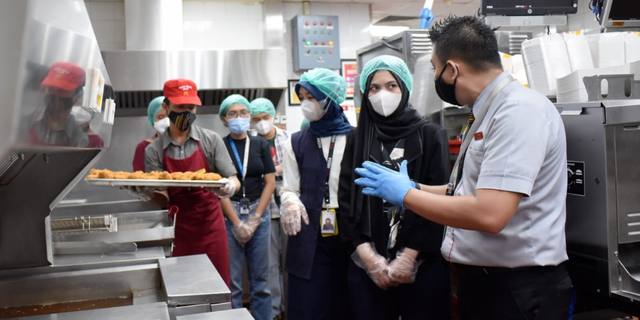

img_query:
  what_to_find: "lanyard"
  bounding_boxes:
[229,136,250,197]
[318,135,337,207]
[446,74,514,196]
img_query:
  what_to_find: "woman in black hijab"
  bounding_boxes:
[338,55,451,319]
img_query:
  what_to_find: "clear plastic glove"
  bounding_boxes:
[281,197,309,236]
[355,160,414,207]
[123,186,154,202]
[245,213,263,234]
[388,249,422,284]
[352,243,393,290]
[232,221,254,245]
[208,179,236,198]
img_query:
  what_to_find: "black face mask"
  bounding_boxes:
[168,110,196,131]
[434,64,461,106]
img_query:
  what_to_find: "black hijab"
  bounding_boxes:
[347,70,426,231]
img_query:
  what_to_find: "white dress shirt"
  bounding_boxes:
[280,134,347,209]
[441,72,569,268]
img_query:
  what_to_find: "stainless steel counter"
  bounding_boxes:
[16,302,170,320]
[176,308,254,320]
[160,255,231,306]
[53,246,165,267]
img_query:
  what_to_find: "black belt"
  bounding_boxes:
[453,263,553,279]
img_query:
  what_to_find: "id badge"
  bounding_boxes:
[320,209,338,237]
[240,198,251,215]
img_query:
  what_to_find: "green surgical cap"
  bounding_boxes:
[359,55,413,96]
[220,94,251,118]
[250,98,276,118]
[300,68,347,104]
[147,96,165,127]
[300,118,310,130]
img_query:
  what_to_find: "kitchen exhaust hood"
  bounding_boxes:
[104,0,287,113]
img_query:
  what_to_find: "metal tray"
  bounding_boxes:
[85,178,228,188]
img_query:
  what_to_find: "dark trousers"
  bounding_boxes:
[287,235,351,320]
[348,258,451,320]
[456,263,572,320]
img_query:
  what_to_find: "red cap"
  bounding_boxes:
[163,79,202,106]
[41,62,86,91]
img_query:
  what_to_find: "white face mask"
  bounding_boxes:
[301,99,328,122]
[154,117,170,134]
[255,118,274,135]
[71,106,92,125]
[369,90,402,117]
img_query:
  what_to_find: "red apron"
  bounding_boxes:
[163,141,230,288]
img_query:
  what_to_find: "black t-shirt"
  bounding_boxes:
[224,135,276,202]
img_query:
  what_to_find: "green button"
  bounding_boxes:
[306,30,309,34]
[322,50,326,54]
[321,31,325,35]
[314,31,317,34]
[314,50,318,54]
[306,41,311,46]
[328,31,332,35]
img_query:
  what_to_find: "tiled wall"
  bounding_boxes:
[182,1,265,50]
[282,2,372,78]
[562,0,602,34]
[85,0,126,51]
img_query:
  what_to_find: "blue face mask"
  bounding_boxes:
[227,117,250,134]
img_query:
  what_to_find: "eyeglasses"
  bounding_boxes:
[226,110,251,119]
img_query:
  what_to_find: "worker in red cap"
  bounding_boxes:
[131,79,241,288]
[30,61,88,147]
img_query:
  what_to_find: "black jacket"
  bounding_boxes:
[338,122,450,259]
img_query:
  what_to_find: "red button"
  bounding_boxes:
[305,21,309,26]
[321,22,325,26]
[322,42,325,45]
[328,22,333,26]
[314,42,318,45]
[329,50,333,54]
[313,21,317,26]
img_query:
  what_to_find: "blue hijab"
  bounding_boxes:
[296,81,352,137]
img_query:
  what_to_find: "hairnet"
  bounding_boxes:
[220,94,251,118]
[250,98,276,118]
[147,96,165,127]
[297,68,347,104]
[359,55,413,96]
[300,118,310,130]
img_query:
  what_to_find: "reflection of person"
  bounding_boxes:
[71,106,104,148]
[322,218,334,231]
[339,55,451,320]
[249,97,289,319]
[219,94,275,320]
[137,79,241,288]
[280,68,353,320]
[29,62,88,147]
[355,16,571,319]
[132,96,169,171]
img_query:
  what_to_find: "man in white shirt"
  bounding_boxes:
[354,15,572,319]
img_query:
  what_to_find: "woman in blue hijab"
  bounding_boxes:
[279,68,353,320]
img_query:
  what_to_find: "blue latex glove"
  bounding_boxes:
[355,160,414,207]
[419,8,434,29]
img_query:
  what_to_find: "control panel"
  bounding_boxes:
[292,15,341,71]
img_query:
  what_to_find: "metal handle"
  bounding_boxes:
[379,38,403,53]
